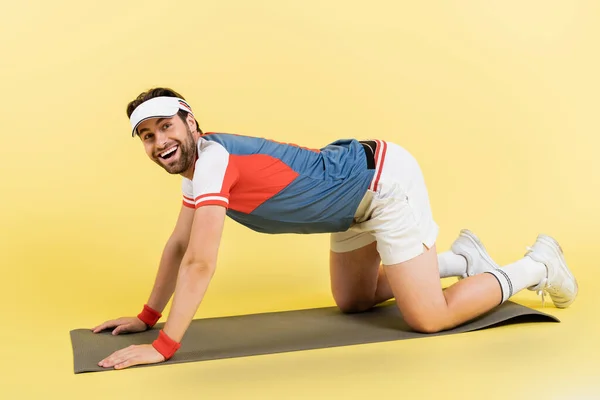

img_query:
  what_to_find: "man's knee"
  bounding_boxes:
[404,313,448,333]
[335,297,375,314]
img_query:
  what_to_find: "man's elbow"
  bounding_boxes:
[180,259,216,275]
[168,235,189,255]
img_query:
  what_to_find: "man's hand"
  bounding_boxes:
[92,317,147,335]
[98,344,165,370]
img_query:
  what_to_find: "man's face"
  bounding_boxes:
[137,114,197,175]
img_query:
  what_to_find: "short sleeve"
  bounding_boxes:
[181,178,195,209]
[187,140,239,209]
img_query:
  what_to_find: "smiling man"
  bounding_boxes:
[92,88,578,370]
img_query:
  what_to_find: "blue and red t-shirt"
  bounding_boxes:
[181,133,385,234]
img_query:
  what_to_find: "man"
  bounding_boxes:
[93,88,578,370]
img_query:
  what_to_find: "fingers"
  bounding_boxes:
[111,323,133,336]
[99,345,163,370]
[114,359,135,370]
[99,345,136,368]
[112,323,136,335]
[93,318,138,335]
[92,320,119,333]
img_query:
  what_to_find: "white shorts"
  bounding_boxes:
[330,140,439,265]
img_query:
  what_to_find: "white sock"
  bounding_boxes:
[486,256,547,303]
[438,251,467,278]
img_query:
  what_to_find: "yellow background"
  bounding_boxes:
[1,0,599,398]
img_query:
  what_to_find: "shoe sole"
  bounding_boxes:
[536,234,578,308]
[457,229,499,275]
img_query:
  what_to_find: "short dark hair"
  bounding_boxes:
[126,87,202,134]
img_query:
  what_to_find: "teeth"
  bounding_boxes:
[160,146,178,157]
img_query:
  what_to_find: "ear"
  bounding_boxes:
[186,113,197,133]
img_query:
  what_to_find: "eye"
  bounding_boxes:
[162,123,172,130]
[143,133,154,141]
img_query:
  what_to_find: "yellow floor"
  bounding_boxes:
[4,251,598,399]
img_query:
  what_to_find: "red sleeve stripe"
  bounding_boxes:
[195,199,229,209]
[182,200,195,209]
[194,193,230,202]
[195,195,229,206]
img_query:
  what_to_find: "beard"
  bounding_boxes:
[156,126,197,175]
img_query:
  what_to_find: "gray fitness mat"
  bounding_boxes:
[70,301,558,373]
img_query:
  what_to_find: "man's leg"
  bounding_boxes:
[329,242,385,313]
[383,235,577,333]
[330,246,455,313]
[384,243,500,332]
[329,243,463,313]
[330,229,498,313]
[342,140,577,329]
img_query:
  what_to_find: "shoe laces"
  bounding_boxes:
[526,246,548,307]
[530,281,547,307]
[538,288,547,307]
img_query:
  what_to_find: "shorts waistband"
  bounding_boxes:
[359,140,377,170]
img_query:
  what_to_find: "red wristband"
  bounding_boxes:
[152,329,181,360]
[137,304,162,327]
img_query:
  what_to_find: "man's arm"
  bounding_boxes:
[92,204,196,336]
[145,204,196,313]
[96,204,227,369]
[161,204,227,342]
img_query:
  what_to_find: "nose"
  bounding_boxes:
[155,131,169,149]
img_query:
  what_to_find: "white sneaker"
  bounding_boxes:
[525,234,578,308]
[451,229,499,279]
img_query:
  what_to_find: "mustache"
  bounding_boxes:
[156,141,178,149]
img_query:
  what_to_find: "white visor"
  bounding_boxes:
[129,96,194,136]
